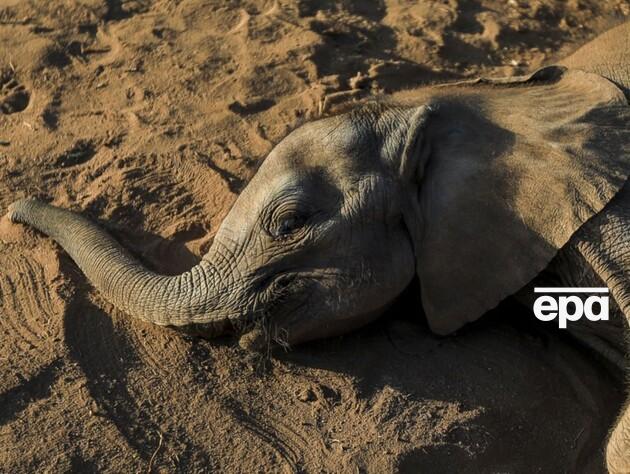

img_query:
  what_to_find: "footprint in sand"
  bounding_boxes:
[0,70,30,114]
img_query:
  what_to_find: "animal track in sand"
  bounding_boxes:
[0,70,30,114]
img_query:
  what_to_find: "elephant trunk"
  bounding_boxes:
[7,198,231,334]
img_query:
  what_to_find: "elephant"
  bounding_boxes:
[5,21,630,472]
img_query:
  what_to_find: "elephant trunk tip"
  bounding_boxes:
[6,197,39,223]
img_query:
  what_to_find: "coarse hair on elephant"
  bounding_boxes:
[6,21,630,474]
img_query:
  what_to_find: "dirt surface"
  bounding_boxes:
[0,1,628,472]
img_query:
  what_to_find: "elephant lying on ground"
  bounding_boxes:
[7,21,630,472]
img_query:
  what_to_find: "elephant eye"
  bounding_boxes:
[270,212,307,240]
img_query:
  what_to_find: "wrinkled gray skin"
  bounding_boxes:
[6,22,630,472]
[558,23,630,473]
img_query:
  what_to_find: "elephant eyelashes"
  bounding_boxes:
[270,213,307,240]
[264,189,315,240]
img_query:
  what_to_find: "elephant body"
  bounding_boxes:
[542,23,630,470]
[559,21,630,96]
[548,179,630,472]
[6,21,630,472]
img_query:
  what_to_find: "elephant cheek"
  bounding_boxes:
[281,305,390,345]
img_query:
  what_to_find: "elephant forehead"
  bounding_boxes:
[222,168,304,225]
[273,116,368,166]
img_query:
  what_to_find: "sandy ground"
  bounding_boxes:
[0,1,628,472]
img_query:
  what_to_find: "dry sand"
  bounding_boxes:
[0,1,628,472]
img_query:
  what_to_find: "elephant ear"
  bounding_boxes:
[399,66,630,335]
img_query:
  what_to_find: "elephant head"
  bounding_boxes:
[7,66,629,348]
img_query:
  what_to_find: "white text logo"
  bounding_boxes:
[533,288,609,328]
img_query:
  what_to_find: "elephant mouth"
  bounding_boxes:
[237,271,317,351]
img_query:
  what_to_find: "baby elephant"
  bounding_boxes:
[7,22,630,472]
